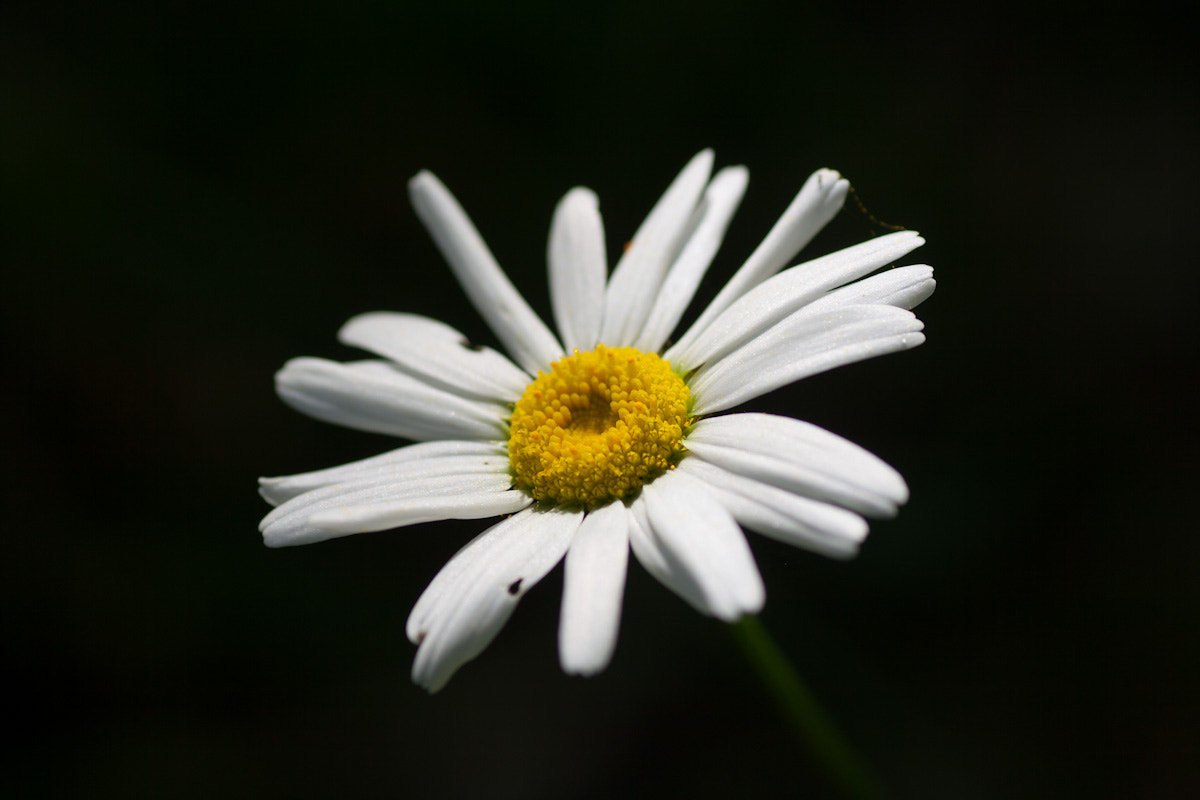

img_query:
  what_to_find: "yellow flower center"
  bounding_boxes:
[508,345,691,509]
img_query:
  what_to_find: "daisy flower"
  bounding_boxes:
[259,150,934,692]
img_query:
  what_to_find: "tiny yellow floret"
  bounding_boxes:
[508,345,690,508]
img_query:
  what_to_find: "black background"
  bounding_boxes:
[3,2,1196,797]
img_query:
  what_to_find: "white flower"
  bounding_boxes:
[259,150,934,692]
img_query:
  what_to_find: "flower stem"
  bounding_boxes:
[729,615,885,800]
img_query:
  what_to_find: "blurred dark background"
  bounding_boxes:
[3,1,1196,797]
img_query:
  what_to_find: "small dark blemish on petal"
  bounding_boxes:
[507,579,523,595]
[459,338,485,352]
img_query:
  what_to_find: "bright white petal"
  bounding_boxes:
[405,509,547,647]
[688,305,925,414]
[632,166,749,353]
[261,455,510,527]
[805,264,936,313]
[408,171,563,373]
[626,496,713,616]
[668,230,923,368]
[600,150,714,347]
[275,357,509,441]
[408,506,583,693]
[685,413,909,516]
[261,472,528,547]
[259,440,509,506]
[677,457,867,559]
[308,488,527,536]
[641,470,765,621]
[671,168,849,355]
[558,502,630,676]
[338,312,531,403]
[548,187,607,353]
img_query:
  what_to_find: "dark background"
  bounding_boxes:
[3,2,1196,797]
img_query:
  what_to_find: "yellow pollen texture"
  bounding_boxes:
[508,345,690,508]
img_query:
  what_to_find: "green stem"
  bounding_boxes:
[729,615,885,800]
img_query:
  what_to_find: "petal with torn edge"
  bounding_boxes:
[408,506,584,692]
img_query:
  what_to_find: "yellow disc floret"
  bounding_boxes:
[508,345,691,508]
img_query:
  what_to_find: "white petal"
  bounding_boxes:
[641,470,765,621]
[668,230,924,368]
[275,357,509,441]
[338,312,531,403]
[408,506,583,692]
[632,166,749,353]
[408,171,563,373]
[600,150,714,347]
[284,490,528,547]
[671,168,849,355]
[677,457,867,559]
[548,187,607,353]
[261,472,528,547]
[259,440,509,506]
[308,489,527,536]
[558,502,630,676]
[685,413,909,516]
[688,305,925,414]
[626,495,713,616]
[261,455,509,527]
[805,264,936,313]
